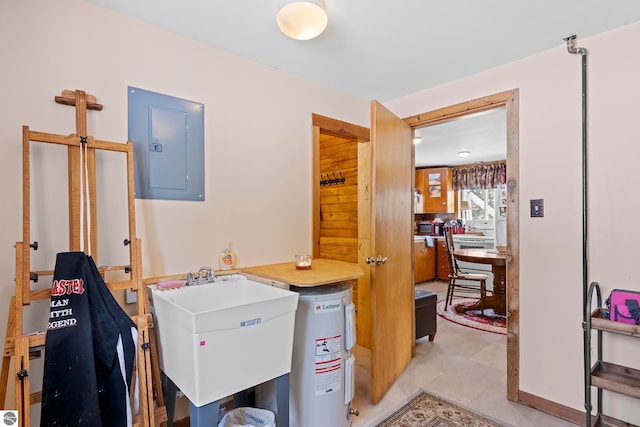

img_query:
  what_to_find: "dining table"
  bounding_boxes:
[452,248,507,316]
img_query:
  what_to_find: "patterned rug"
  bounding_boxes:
[376,390,509,427]
[436,298,506,335]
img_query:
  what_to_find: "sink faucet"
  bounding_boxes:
[198,267,215,283]
[185,267,216,285]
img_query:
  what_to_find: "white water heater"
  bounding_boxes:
[289,283,356,427]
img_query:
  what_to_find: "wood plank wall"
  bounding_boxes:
[318,132,360,331]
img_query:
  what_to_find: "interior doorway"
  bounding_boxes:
[311,88,519,404]
[404,89,520,401]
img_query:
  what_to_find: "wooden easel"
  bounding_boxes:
[1,90,167,426]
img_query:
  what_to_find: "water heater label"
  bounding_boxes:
[314,299,341,314]
[314,335,342,396]
[240,318,262,327]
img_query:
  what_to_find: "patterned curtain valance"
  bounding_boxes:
[452,162,506,190]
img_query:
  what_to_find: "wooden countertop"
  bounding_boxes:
[241,258,364,287]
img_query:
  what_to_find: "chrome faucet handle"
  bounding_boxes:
[186,271,196,286]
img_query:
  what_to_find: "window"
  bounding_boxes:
[460,187,501,220]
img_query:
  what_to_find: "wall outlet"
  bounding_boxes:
[530,199,544,217]
[126,288,137,304]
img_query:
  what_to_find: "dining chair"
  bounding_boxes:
[443,226,489,311]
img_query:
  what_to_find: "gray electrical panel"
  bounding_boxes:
[128,86,204,201]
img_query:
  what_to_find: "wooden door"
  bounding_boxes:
[414,241,427,283]
[422,167,453,213]
[415,239,436,283]
[436,238,449,280]
[369,101,413,403]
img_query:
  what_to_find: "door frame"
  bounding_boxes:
[311,114,373,350]
[311,87,520,402]
[403,89,520,402]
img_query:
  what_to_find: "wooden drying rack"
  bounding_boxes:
[0,90,167,426]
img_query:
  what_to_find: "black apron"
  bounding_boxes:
[41,252,137,426]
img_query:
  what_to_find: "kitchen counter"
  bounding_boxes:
[241,258,364,287]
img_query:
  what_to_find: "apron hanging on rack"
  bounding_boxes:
[41,139,137,426]
[41,253,137,426]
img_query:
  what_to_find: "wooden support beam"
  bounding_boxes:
[14,337,30,427]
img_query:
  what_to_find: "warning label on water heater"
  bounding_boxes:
[314,335,342,396]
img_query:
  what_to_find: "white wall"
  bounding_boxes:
[388,22,640,422]
[0,0,368,409]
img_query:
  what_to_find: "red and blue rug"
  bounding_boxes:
[436,298,506,335]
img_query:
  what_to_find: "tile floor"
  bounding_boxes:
[350,281,578,427]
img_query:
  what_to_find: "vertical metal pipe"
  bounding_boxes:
[581,52,588,319]
[565,34,589,316]
[565,34,589,427]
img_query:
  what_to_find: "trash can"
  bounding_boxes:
[217,407,275,427]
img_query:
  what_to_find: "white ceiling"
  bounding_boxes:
[86,0,640,166]
[87,0,640,101]
[414,108,506,168]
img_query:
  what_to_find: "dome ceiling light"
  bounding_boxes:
[276,0,328,41]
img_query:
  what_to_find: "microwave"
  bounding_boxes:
[416,221,442,236]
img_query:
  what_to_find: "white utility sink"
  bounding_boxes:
[150,274,299,407]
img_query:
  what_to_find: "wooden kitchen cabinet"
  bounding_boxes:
[417,167,453,213]
[414,238,436,283]
[436,238,450,281]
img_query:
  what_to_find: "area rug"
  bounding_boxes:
[436,298,506,335]
[375,390,509,427]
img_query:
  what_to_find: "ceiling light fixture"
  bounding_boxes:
[276,0,328,41]
[457,150,471,157]
[413,136,423,145]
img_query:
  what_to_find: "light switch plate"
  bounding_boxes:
[530,199,544,217]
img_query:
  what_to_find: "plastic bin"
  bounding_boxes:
[217,407,275,427]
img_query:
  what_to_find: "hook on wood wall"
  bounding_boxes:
[320,171,345,186]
